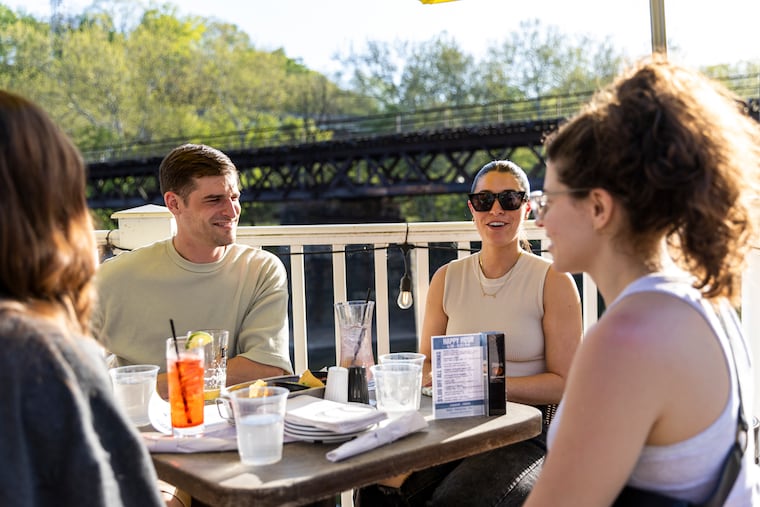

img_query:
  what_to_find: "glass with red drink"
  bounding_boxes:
[166,337,205,437]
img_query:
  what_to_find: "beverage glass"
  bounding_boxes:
[108,364,159,427]
[166,337,205,437]
[228,386,289,466]
[335,300,375,373]
[187,329,229,402]
[379,352,426,409]
[370,362,422,417]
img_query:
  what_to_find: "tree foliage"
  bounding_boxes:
[1,1,755,226]
[337,20,629,112]
[0,1,364,154]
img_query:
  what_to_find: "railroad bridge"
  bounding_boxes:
[85,94,759,215]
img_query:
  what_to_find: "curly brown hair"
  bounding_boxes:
[0,90,96,333]
[544,57,760,302]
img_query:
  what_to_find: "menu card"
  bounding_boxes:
[431,333,487,419]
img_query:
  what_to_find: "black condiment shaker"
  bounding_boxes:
[347,365,369,404]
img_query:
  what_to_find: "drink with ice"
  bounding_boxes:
[236,413,285,465]
[166,337,205,437]
[335,301,375,379]
[186,329,229,402]
[339,323,374,369]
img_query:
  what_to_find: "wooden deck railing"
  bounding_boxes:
[95,205,760,415]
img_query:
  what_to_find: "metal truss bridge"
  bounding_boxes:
[85,92,759,211]
[87,119,561,210]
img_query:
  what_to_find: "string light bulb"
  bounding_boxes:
[396,242,413,309]
[397,272,413,309]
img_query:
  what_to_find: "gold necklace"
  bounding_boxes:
[477,251,522,298]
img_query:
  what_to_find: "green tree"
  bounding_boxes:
[480,19,624,99]
[339,33,479,112]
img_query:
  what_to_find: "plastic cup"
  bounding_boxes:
[228,386,289,466]
[166,337,205,437]
[379,352,425,367]
[379,352,426,409]
[370,362,422,417]
[109,364,159,427]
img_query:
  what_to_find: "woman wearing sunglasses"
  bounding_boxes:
[356,160,582,506]
[524,59,759,506]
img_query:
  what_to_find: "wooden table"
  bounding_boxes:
[151,397,542,507]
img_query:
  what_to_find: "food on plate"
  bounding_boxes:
[248,379,268,397]
[298,369,326,388]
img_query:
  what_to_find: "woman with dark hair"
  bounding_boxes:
[0,89,164,506]
[525,58,760,505]
[357,160,582,506]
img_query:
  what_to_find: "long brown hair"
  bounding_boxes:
[0,90,96,333]
[544,57,760,303]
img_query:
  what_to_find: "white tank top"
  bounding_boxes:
[442,252,551,377]
[548,272,759,505]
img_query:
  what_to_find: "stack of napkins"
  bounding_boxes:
[286,395,387,434]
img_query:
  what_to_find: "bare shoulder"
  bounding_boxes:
[543,265,581,301]
[429,263,449,288]
[583,291,708,366]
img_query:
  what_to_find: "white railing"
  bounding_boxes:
[95,206,598,373]
[95,205,760,416]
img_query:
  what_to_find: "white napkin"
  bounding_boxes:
[142,422,238,453]
[143,393,239,453]
[286,395,387,434]
[326,411,428,462]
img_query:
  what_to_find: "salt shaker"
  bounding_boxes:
[324,366,349,404]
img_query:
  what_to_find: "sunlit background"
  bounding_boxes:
[10,0,760,74]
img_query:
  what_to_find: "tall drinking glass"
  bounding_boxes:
[186,329,229,402]
[166,337,205,437]
[335,300,375,373]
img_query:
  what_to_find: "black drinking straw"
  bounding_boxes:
[352,288,372,362]
[170,319,191,424]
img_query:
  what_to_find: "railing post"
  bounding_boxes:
[109,204,175,250]
[742,248,760,419]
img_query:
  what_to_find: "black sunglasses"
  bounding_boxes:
[468,190,527,212]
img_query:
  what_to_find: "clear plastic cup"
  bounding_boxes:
[109,364,159,427]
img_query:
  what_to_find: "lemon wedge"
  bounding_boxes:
[298,369,325,388]
[186,331,213,349]
[249,379,268,397]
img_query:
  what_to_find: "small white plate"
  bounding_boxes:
[284,429,360,443]
[284,421,374,438]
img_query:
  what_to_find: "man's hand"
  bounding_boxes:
[226,356,287,386]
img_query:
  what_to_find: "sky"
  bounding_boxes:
[7,0,760,75]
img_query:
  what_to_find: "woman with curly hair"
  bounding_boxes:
[525,58,760,506]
